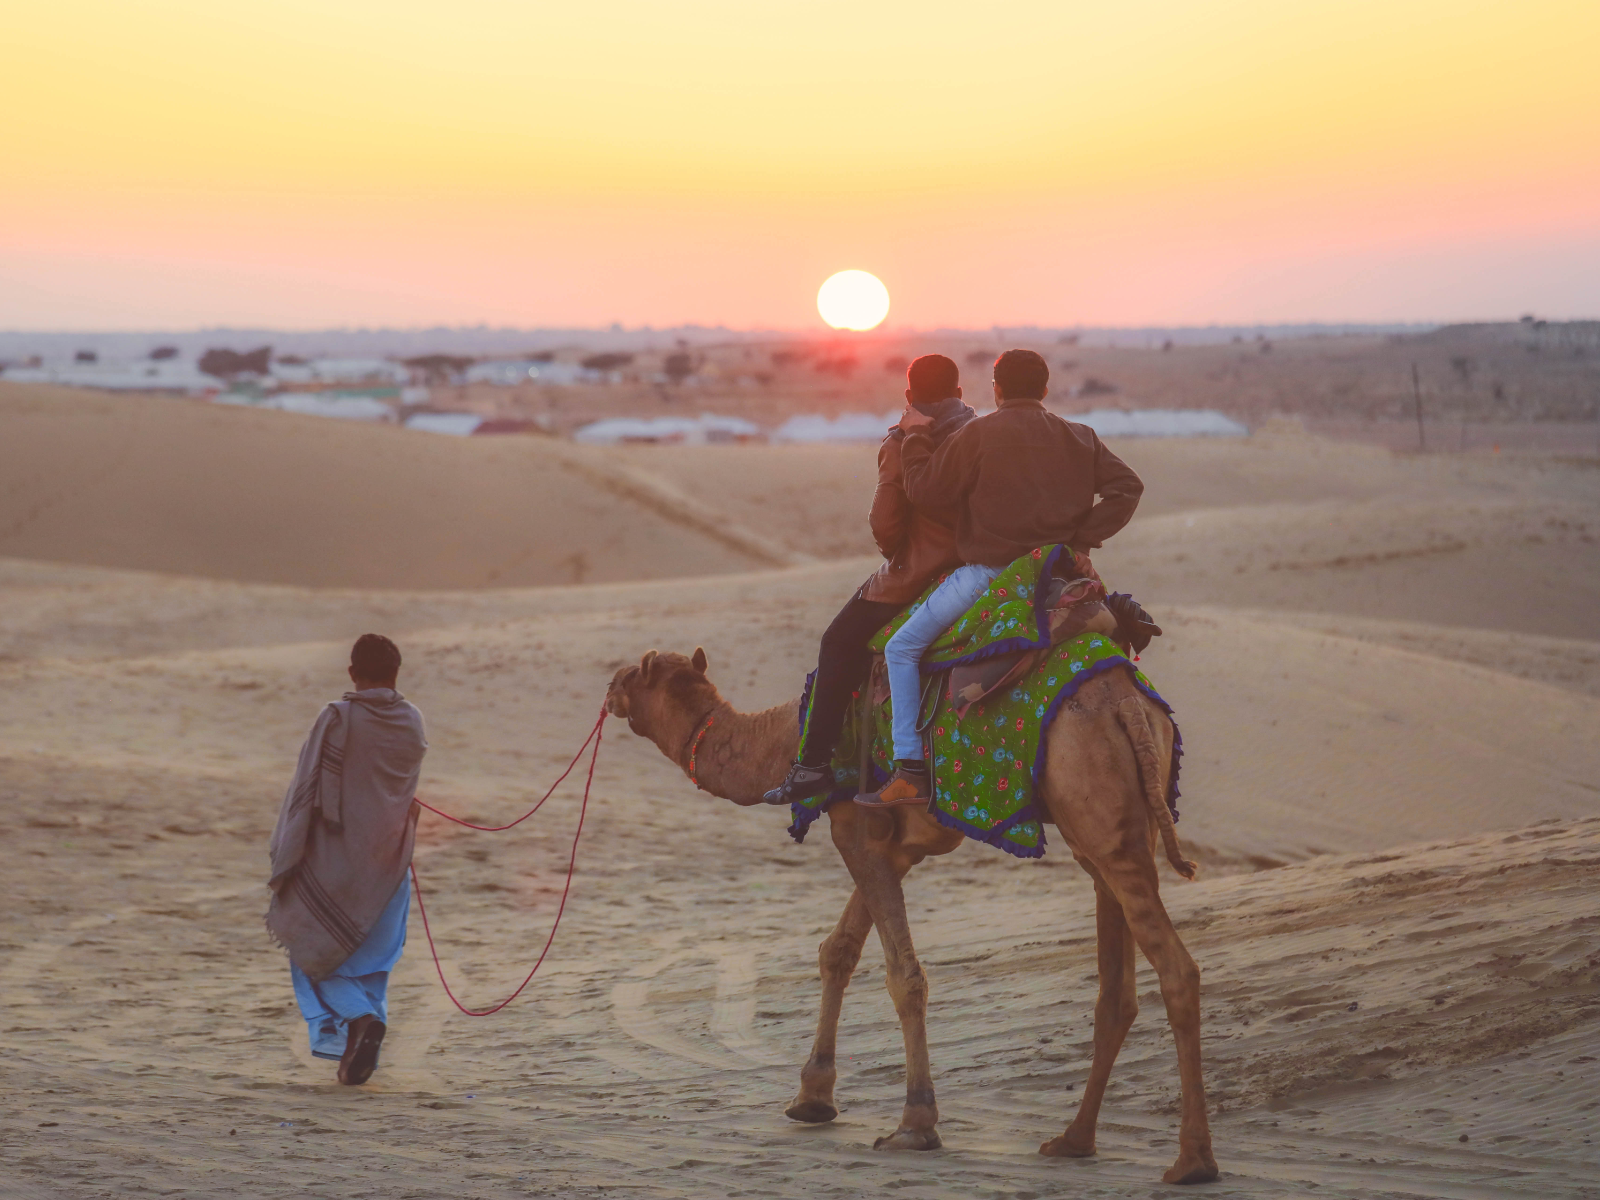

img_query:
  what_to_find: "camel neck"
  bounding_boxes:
[675,696,802,806]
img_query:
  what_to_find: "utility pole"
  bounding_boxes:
[1411,363,1426,452]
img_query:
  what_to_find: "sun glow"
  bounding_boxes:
[817,270,890,331]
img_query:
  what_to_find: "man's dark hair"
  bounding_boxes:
[993,349,1050,400]
[906,354,960,405]
[351,633,402,683]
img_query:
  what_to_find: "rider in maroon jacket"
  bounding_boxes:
[763,355,976,806]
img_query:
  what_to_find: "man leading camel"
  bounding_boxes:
[266,633,428,1085]
[762,354,976,806]
[856,348,1145,808]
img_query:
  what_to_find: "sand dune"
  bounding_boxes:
[0,383,775,588]
[1,393,1597,1197]
[4,560,1594,873]
[10,381,1597,623]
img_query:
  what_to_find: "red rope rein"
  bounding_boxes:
[413,709,605,831]
[408,707,606,1016]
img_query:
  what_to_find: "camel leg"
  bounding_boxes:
[1040,871,1137,1158]
[786,887,872,1124]
[1099,860,1217,1184]
[839,850,939,1151]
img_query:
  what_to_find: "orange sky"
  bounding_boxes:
[3,0,1598,329]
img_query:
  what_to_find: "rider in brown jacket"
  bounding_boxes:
[856,348,1145,808]
[763,354,976,806]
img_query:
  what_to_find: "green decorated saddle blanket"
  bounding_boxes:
[789,545,1182,859]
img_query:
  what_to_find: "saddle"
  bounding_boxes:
[869,562,1163,724]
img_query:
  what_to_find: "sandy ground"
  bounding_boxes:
[2,400,1598,1198]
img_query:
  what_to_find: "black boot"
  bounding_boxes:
[762,760,836,806]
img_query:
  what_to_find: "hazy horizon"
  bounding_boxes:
[0,321,1456,362]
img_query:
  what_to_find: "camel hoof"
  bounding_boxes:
[873,1127,942,1151]
[1162,1154,1220,1185]
[785,1099,838,1124]
[1039,1131,1095,1158]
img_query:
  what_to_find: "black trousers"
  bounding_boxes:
[801,593,904,768]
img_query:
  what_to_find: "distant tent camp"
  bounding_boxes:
[404,412,483,436]
[572,415,759,445]
[265,393,394,422]
[1063,409,1249,438]
[769,411,899,444]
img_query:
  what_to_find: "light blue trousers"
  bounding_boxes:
[884,563,1004,761]
[290,875,410,1060]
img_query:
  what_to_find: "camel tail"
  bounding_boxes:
[1115,698,1197,880]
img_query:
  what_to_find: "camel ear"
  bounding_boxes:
[691,646,708,674]
[639,649,659,683]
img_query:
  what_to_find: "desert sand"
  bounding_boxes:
[2,385,1597,1198]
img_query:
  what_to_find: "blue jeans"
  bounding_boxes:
[884,563,1004,761]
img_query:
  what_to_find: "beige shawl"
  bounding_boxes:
[266,689,427,980]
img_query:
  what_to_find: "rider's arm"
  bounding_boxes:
[868,434,911,559]
[900,419,978,510]
[1074,433,1145,549]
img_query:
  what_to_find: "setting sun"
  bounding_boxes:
[817,270,890,331]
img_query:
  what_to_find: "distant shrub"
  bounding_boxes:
[664,352,696,384]
[402,354,474,383]
[199,346,271,378]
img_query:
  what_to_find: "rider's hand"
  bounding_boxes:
[899,405,934,432]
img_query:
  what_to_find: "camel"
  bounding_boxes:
[604,645,1217,1185]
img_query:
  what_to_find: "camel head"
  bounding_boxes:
[605,645,718,747]
[607,646,798,807]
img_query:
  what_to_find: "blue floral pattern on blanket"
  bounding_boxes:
[789,546,1179,859]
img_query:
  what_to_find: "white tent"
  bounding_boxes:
[404,412,484,436]
[1,361,215,393]
[1063,408,1249,438]
[572,414,760,445]
[264,393,394,422]
[769,411,898,444]
[467,360,588,386]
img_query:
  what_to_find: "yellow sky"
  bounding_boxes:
[4,0,1598,328]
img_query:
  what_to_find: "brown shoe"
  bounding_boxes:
[854,768,931,809]
[337,1014,386,1086]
